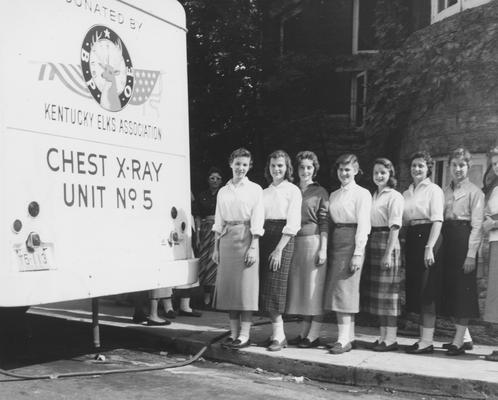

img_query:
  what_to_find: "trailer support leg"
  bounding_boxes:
[92,297,100,349]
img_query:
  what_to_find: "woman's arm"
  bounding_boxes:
[269,234,292,271]
[424,221,442,268]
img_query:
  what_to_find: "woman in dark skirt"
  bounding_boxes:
[324,154,372,354]
[403,151,444,354]
[286,151,329,348]
[195,167,223,306]
[361,158,403,352]
[441,147,484,356]
[212,148,264,349]
[260,150,302,351]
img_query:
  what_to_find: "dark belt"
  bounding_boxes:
[371,226,390,232]
[444,219,470,226]
[334,223,357,228]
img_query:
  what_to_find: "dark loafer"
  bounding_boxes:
[298,338,320,348]
[163,310,176,319]
[329,342,352,354]
[230,338,251,349]
[442,341,473,351]
[373,341,399,352]
[446,344,466,356]
[405,342,433,354]
[485,350,498,361]
[146,318,171,326]
[287,335,304,346]
[220,337,235,349]
[268,339,287,352]
[178,310,202,317]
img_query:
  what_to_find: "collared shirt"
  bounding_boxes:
[212,177,264,236]
[444,178,484,257]
[194,189,219,218]
[298,182,329,236]
[329,181,372,256]
[371,187,404,228]
[486,186,498,243]
[263,180,302,236]
[403,178,444,224]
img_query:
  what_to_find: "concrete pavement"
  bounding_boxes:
[30,299,498,399]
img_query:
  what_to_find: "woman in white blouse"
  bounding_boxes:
[259,150,302,351]
[324,154,371,354]
[361,158,403,352]
[483,146,498,361]
[212,148,264,349]
[403,150,444,354]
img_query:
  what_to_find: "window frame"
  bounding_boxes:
[352,0,379,55]
[350,71,367,128]
[431,0,490,24]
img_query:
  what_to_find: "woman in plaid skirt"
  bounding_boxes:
[360,158,403,352]
[286,151,329,348]
[324,154,372,354]
[440,147,484,356]
[212,148,265,349]
[260,150,302,351]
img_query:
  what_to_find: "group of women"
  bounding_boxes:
[198,145,498,358]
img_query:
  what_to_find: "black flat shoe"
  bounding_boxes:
[329,342,352,354]
[373,341,398,352]
[298,338,320,348]
[268,338,287,352]
[442,341,473,351]
[287,335,304,346]
[230,338,251,349]
[220,337,235,348]
[146,319,171,326]
[405,342,433,354]
[446,344,466,356]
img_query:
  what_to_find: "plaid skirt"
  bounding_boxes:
[198,218,217,287]
[259,219,295,314]
[360,230,401,317]
[324,226,363,313]
[405,223,443,314]
[441,221,479,319]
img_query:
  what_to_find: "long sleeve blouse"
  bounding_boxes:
[443,178,484,257]
[212,177,264,237]
[263,180,302,236]
[329,181,372,256]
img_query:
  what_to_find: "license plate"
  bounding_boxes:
[13,243,55,272]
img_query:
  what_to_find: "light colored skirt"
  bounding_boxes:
[214,223,258,311]
[484,241,498,323]
[286,234,325,315]
[324,226,362,313]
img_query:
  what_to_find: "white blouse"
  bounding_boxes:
[329,181,372,256]
[371,187,404,228]
[487,187,498,243]
[403,178,444,224]
[212,177,265,236]
[263,180,302,236]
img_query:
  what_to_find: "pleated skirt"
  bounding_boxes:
[198,218,217,287]
[214,223,258,311]
[286,233,326,316]
[259,220,295,314]
[484,241,498,323]
[324,226,362,313]
[360,230,401,317]
[405,223,443,314]
[441,221,479,319]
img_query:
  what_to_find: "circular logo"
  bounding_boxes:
[81,25,134,112]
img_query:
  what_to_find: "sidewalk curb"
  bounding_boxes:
[166,336,496,400]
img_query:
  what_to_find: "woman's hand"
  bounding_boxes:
[424,246,434,268]
[245,246,258,267]
[463,256,476,274]
[349,255,362,273]
[381,253,393,270]
[212,247,219,264]
[269,248,283,271]
[316,248,327,266]
[483,217,496,233]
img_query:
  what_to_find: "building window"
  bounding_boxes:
[431,153,487,188]
[431,0,490,23]
[352,0,378,54]
[350,71,367,127]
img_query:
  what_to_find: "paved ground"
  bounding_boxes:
[26,299,498,399]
